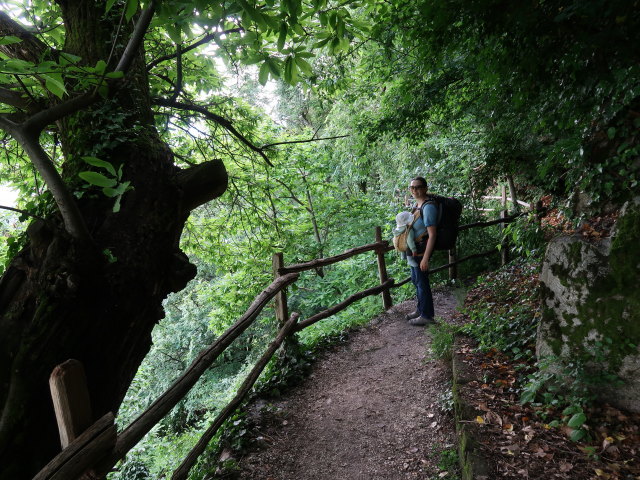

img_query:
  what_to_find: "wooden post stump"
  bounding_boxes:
[375,226,393,310]
[501,184,510,266]
[49,359,93,448]
[272,252,289,326]
[448,248,457,280]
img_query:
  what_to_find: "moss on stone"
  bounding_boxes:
[545,205,640,371]
[566,240,583,268]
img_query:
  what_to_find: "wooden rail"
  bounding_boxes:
[277,242,387,275]
[482,195,530,208]
[171,313,301,480]
[294,279,395,332]
[34,204,529,480]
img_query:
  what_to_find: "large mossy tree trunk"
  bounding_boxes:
[0,2,226,478]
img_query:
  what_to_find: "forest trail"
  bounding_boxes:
[233,289,460,479]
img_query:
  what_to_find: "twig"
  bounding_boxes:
[260,134,349,149]
[146,28,243,71]
[153,98,274,167]
[0,204,46,222]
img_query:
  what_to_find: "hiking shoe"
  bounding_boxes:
[404,310,420,321]
[409,316,434,326]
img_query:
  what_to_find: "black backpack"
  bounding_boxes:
[417,195,463,251]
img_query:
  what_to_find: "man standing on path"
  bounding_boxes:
[405,176,438,326]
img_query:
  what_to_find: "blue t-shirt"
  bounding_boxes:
[407,202,438,267]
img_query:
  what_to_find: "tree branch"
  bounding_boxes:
[0,11,48,62]
[146,28,243,71]
[0,115,20,137]
[21,93,96,134]
[0,205,46,222]
[153,97,274,167]
[261,134,350,149]
[0,2,158,247]
[175,159,229,212]
[0,87,38,112]
[170,44,183,102]
[273,178,306,209]
[12,128,92,244]
[115,1,157,73]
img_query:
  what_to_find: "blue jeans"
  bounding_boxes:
[411,266,434,319]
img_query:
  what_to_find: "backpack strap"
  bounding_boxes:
[422,195,442,225]
[414,198,441,243]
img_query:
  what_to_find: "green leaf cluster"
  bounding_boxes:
[78,157,132,212]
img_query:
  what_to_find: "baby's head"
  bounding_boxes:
[395,211,413,228]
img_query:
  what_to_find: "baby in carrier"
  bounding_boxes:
[392,211,417,256]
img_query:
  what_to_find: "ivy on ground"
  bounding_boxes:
[456,257,640,479]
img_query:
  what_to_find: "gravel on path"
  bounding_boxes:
[232,289,459,480]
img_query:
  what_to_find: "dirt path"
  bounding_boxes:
[233,289,460,480]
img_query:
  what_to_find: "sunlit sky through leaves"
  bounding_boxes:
[0,186,17,208]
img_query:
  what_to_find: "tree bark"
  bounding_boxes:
[0,2,228,477]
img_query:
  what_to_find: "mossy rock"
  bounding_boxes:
[537,198,640,413]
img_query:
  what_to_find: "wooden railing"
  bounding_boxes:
[33,208,528,480]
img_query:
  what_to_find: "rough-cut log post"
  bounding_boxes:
[171,313,300,480]
[448,248,457,280]
[272,252,299,354]
[375,227,392,310]
[271,253,289,326]
[507,174,520,213]
[49,359,93,448]
[501,184,509,266]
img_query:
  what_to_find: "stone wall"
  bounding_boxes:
[537,198,640,413]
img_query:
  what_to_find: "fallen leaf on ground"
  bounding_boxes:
[500,444,520,455]
[559,462,573,472]
[486,410,503,426]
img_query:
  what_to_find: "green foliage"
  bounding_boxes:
[436,385,455,415]
[5,0,639,474]
[112,457,150,480]
[78,156,132,212]
[427,443,460,480]
[0,210,20,276]
[520,340,625,443]
[500,214,548,260]
[256,344,314,397]
[461,258,540,359]
[437,447,460,476]
[463,305,538,358]
[429,322,457,361]
[322,0,640,212]
[0,190,58,275]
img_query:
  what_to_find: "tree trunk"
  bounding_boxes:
[0,2,227,477]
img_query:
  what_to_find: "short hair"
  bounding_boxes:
[411,176,428,189]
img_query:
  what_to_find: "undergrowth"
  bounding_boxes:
[429,322,456,361]
[460,256,541,362]
[459,255,627,445]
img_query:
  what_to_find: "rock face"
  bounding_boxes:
[537,199,640,413]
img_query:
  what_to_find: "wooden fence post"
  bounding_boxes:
[500,184,509,266]
[507,174,520,213]
[272,253,289,327]
[448,248,457,281]
[375,227,393,310]
[49,359,93,448]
